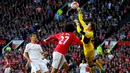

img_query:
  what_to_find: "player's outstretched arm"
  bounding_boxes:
[74,19,82,34]
[44,34,59,43]
[74,19,89,37]
[77,7,87,30]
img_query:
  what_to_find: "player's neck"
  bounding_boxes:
[86,29,91,32]
[31,41,36,44]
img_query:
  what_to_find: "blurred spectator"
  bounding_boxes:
[3,55,11,73]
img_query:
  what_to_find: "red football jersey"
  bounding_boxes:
[45,32,82,55]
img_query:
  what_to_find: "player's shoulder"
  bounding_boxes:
[91,31,94,34]
[64,32,74,35]
[91,31,94,36]
[26,43,40,46]
[68,32,76,36]
[79,63,83,65]
[58,32,67,35]
[35,43,41,47]
[26,43,31,46]
[59,32,74,37]
[89,31,93,34]
[58,32,64,34]
[86,31,94,35]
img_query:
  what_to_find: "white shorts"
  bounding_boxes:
[4,67,10,73]
[31,60,49,73]
[52,52,66,69]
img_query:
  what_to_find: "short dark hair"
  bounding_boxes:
[30,32,37,37]
[89,22,95,31]
[64,23,75,32]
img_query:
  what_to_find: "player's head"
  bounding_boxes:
[64,23,75,32]
[30,33,37,43]
[87,22,95,31]
[82,59,85,63]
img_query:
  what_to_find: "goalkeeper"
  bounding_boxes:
[74,7,105,73]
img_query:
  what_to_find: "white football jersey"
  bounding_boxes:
[24,43,43,61]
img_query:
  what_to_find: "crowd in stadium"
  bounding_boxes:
[0,0,130,73]
[99,23,130,73]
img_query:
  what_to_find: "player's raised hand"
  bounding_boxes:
[43,40,47,43]
[43,51,48,56]
[78,45,81,49]
[74,19,78,23]
[77,7,83,13]
[74,19,79,25]
[77,7,80,11]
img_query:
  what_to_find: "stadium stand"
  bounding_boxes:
[0,0,130,73]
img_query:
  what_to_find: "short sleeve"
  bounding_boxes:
[24,44,29,53]
[85,64,88,67]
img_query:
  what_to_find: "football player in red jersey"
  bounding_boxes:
[44,24,83,73]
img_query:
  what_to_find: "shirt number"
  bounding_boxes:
[59,36,69,44]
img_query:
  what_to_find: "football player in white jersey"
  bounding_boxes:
[79,60,89,73]
[23,33,49,73]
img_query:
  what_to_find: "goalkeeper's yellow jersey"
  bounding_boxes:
[77,11,94,59]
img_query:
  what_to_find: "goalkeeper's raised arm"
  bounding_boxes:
[77,7,87,30]
[74,19,81,34]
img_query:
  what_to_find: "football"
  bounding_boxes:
[71,1,79,9]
